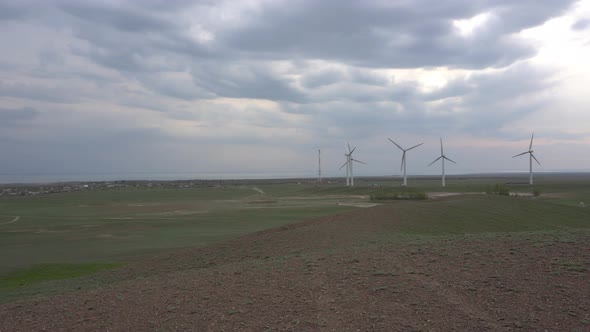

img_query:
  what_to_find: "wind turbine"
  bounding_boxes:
[428,138,456,187]
[513,132,540,185]
[339,143,366,186]
[339,145,352,186]
[388,138,423,186]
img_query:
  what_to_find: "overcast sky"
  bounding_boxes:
[1,0,590,182]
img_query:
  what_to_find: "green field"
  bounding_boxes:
[0,185,365,274]
[1,174,589,302]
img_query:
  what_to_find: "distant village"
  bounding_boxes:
[0,180,218,197]
[0,178,332,197]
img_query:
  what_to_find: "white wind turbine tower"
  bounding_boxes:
[512,132,540,185]
[339,145,352,186]
[339,143,366,186]
[388,138,423,186]
[428,138,456,187]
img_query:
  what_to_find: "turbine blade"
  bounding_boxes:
[339,161,349,170]
[529,132,534,151]
[347,142,351,153]
[428,156,442,167]
[444,156,457,164]
[388,138,404,151]
[440,138,444,156]
[352,158,366,165]
[407,142,424,151]
[531,153,541,165]
[512,151,529,158]
[349,146,357,155]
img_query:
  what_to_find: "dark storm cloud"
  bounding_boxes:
[1,0,568,110]
[488,1,575,32]
[59,2,175,33]
[71,46,165,74]
[67,26,197,74]
[191,62,307,102]
[221,0,576,69]
[301,67,389,90]
[1,0,572,105]
[0,0,568,104]
[286,62,556,141]
[60,1,216,75]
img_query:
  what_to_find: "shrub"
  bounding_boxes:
[486,184,510,196]
[533,188,542,197]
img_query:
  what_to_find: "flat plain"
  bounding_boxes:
[0,174,589,331]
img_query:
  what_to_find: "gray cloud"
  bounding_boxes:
[5,0,570,100]
[301,67,389,90]
[283,62,557,143]
[0,0,587,178]
[191,62,307,102]
[0,2,28,21]
[0,81,77,103]
[2,0,570,104]
[138,74,212,101]
[300,69,346,89]
[59,2,175,33]
[349,69,389,87]
[572,18,590,30]
[417,65,556,135]
[426,65,555,104]
[0,106,40,125]
[221,0,576,69]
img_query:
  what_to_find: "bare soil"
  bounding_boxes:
[1,204,589,331]
[427,192,485,198]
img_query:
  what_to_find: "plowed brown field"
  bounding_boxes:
[1,202,589,331]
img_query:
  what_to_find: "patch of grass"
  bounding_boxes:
[560,262,588,273]
[370,188,427,201]
[376,195,590,236]
[0,186,357,275]
[0,263,123,290]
